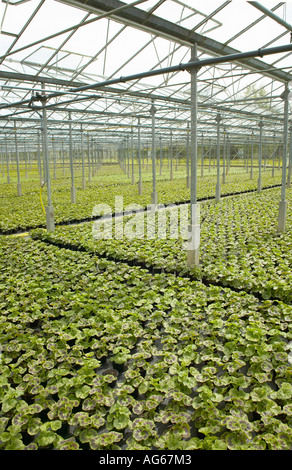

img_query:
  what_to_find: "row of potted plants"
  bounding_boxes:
[31,185,292,304]
[0,235,291,450]
[0,164,282,233]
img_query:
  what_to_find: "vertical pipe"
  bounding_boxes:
[138,117,142,195]
[287,126,292,187]
[52,138,56,180]
[37,132,42,185]
[5,136,10,184]
[1,145,3,177]
[81,124,86,189]
[41,85,55,232]
[24,141,28,178]
[160,135,163,177]
[227,134,230,175]
[215,113,221,201]
[91,138,95,177]
[87,134,91,182]
[131,127,135,184]
[69,111,76,203]
[201,133,204,178]
[170,131,173,180]
[186,123,190,187]
[208,137,211,173]
[150,100,157,207]
[127,135,130,177]
[246,138,249,173]
[250,132,254,180]
[187,43,200,266]
[272,133,276,178]
[278,83,289,232]
[257,120,263,192]
[62,140,65,176]
[14,121,22,196]
[222,128,226,184]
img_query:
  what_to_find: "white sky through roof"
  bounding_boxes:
[0,0,292,142]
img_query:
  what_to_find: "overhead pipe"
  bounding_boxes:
[2,43,292,112]
[249,2,292,33]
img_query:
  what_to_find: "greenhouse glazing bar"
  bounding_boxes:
[2,43,292,112]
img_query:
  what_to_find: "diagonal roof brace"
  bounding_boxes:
[58,0,292,83]
[1,42,292,111]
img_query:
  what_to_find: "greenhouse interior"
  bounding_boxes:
[0,0,292,452]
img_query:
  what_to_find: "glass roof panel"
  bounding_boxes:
[0,0,291,140]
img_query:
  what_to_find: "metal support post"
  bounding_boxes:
[159,135,162,177]
[131,127,135,184]
[41,85,55,232]
[186,123,190,187]
[278,83,289,232]
[1,146,3,177]
[24,141,28,178]
[37,132,42,185]
[52,138,56,180]
[127,135,130,177]
[5,136,10,184]
[150,101,157,208]
[137,117,142,195]
[208,137,211,172]
[91,138,95,177]
[201,133,204,178]
[215,113,221,202]
[250,132,254,180]
[80,125,86,189]
[14,121,22,196]
[227,135,230,175]
[222,128,226,184]
[246,138,249,173]
[287,126,292,187]
[170,131,173,180]
[187,43,200,267]
[87,134,91,182]
[272,133,276,178]
[61,141,65,176]
[257,120,264,192]
[69,112,76,203]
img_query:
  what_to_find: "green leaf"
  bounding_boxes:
[270,382,292,400]
[36,430,57,448]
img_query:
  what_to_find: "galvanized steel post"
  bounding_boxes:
[69,111,76,203]
[287,126,292,187]
[5,135,10,184]
[250,132,254,180]
[186,122,190,187]
[215,113,221,202]
[170,131,173,180]
[257,120,264,192]
[201,133,204,178]
[14,121,22,196]
[138,117,142,195]
[131,126,135,184]
[272,132,276,178]
[81,124,86,189]
[187,43,200,267]
[222,128,226,184]
[278,83,289,232]
[159,135,162,177]
[150,100,157,207]
[87,133,91,182]
[41,85,55,232]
